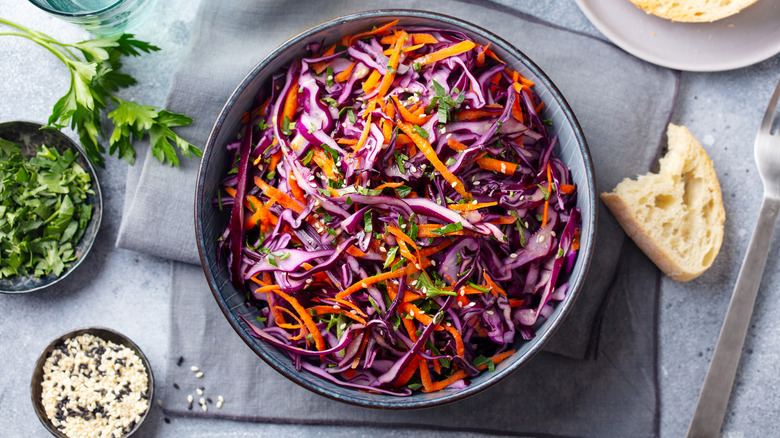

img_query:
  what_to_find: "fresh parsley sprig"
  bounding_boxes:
[0,17,201,167]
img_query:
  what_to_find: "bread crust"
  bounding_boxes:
[627,0,760,22]
[601,124,725,282]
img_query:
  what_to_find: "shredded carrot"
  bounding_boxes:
[455,108,502,122]
[412,33,439,44]
[508,299,526,308]
[394,356,422,386]
[572,229,581,251]
[448,201,497,212]
[414,40,476,66]
[282,77,300,124]
[446,138,468,151]
[353,115,373,152]
[344,19,399,46]
[398,122,472,199]
[483,270,507,296]
[476,157,517,175]
[310,305,368,325]
[542,164,552,227]
[392,95,432,125]
[376,30,407,100]
[288,172,307,205]
[375,181,404,190]
[268,150,282,174]
[270,289,326,351]
[559,184,576,194]
[311,44,336,74]
[334,61,356,83]
[336,266,411,300]
[422,349,516,392]
[489,216,516,225]
[483,46,505,64]
[272,306,305,333]
[254,176,304,214]
[362,69,382,94]
[386,225,422,264]
[416,224,473,238]
[311,148,337,180]
[476,43,489,67]
[419,240,452,258]
[511,97,524,124]
[419,360,434,392]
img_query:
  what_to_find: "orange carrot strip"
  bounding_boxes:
[542,164,552,227]
[376,30,407,100]
[572,229,581,251]
[392,95,432,125]
[476,43,489,67]
[254,176,305,214]
[374,181,404,190]
[446,138,468,151]
[455,109,502,122]
[288,172,307,205]
[489,216,516,225]
[311,148,337,180]
[362,69,382,94]
[353,116,373,152]
[336,267,411,300]
[334,62,356,83]
[412,33,439,44]
[508,299,526,308]
[476,157,517,175]
[345,19,399,46]
[311,44,336,74]
[402,316,418,342]
[483,270,507,296]
[559,184,576,194]
[310,305,368,325]
[447,201,497,212]
[272,306,305,333]
[419,360,434,392]
[382,43,425,56]
[398,122,472,199]
[511,97,524,124]
[483,46,505,64]
[396,239,418,265]
[282,77,300,124]
[395,356,422,386]
[416,227,472,239]
[415,40,476,66]
[419,240,452,258]
[268,150,283,174]
[422,349,515,392]
[271,289,326,351]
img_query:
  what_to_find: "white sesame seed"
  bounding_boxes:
[472,199,478,204]
[409,165,417,173]
[310,183,318,188]
[486,310,495,315]
[509,253,518,259]
[199,397,206,405]
[458,301,464,307]
[361,282,368,288]
[196,388,203,395]
[467,302,477,308]
[410,310,415,316]
[500,163,507,172]
[333,304,341,309]
[216,400,224,409]
[551,231,556,237]
[305,278,313,284]
[537,234,545,243]
[459,288,466,296]
[430,260,437,266]
[421,287,427,295]
[201,404,208,412]
[187,394,194,403]
[412,280,418,287]
[350,309,358,315]
[308,175,315,181]
[218,395,224,402]
[195,371,204,379]
[415,263,421,269]
[157,400,163,408]
[379,246,387,253]
[473,181,481,186]
[451,181,458,188]
[190,366,199,372]
[418,309,425,314]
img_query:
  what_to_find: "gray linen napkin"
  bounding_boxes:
[117,0,677,435]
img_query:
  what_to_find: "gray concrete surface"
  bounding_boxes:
[1,0,779,436]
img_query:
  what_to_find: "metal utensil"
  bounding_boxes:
[686,76,780,438]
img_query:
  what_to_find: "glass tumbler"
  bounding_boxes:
[27,0,157,36]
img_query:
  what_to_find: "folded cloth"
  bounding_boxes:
[117,0,677,435]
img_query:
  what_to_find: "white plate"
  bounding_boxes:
[575,0,780,71]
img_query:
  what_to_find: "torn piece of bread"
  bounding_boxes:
[627,0,760,22]
[601,124,725,281]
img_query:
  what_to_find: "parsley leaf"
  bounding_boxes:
[0,19,199,167]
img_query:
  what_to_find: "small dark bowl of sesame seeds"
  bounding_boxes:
[30,328,154,438]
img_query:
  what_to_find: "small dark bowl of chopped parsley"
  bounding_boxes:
[0,121,102,293]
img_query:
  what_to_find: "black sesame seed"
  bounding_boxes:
[164,417,171,424]
[172,383,180,390]
[176,356,184,366]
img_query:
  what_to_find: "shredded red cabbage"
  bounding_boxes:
[218,23,581,395]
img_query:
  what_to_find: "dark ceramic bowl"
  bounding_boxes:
[31,327,154,438]
[0,121,102,294]
[195,10,596,409]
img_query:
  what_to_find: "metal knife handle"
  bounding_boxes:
[686,196,780,438]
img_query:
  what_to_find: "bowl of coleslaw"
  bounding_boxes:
[195,9,596,409]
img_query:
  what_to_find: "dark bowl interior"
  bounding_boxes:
[195,10,596,409]
[30,327,155,438]
[0,121,103,294]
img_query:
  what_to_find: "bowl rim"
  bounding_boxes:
[0,120,103,294]
[195,8,596,409]
[30,326,155,438]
